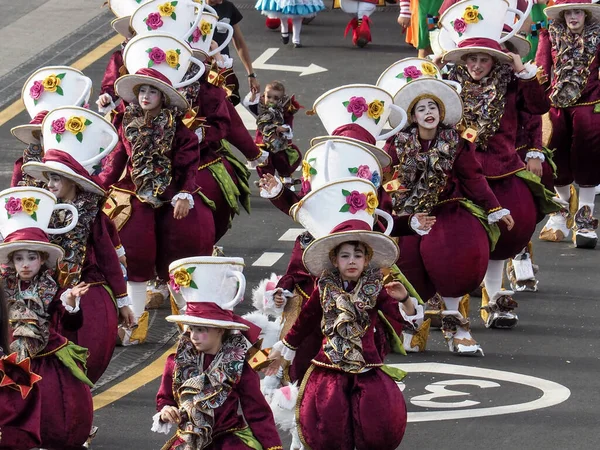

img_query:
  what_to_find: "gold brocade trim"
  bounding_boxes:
[574,98,600,107]
[33,340,68,358]
[282,338,297,351]
[266,447,284,450]
[310,359,382,371]
[295,284,310,299]
[485,167,525,180]
[433,197,464,207]
[488,206,502,213]
[246,150,262,162]
[515,144,527,152]
[295,364,315,450]
[212,425,247,440]
[197,157,221,171]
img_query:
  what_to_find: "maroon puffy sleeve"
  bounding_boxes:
[156,354,177,411]
[11,157,24,187]
[224,101,262,161]
[98,120,129,189]
[521,112,543,152]
[198,83,231,145]
[269,187,302,216]
[535,29,553,95]
[237,363,284,450]
[391,215,415,237]
[100,50,124,100]
[92,214,128,300]
[171,122,200,195]
[454,142,502,213]
[376,289,407,336]
[283,288,322,350]
[517,73,550,116]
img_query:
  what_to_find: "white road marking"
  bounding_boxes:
[235,103,257,131]
[278,228,306,241]
[253,48,328,76]
[252,252,285,267]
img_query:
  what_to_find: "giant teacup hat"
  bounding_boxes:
[115,33,206,110]
[289,178,399,276]
[187,8,234,58]
[166,256,260,335]
[545,0,600,22]
[0,187,79,266]
[310,84,408,167]
[377,58,444,98]
[130,0,204,42]
[11,66,93,145]
[108,0,153,39]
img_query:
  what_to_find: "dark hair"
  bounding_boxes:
[8,250,49,266]
[265,80,285,94]
[0,280,9,354]
[329,240,373,265]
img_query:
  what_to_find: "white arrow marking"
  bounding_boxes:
[253,48,328,76]
[234,103,257,131]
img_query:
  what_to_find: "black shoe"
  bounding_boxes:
[281,33,290,44]
[294,42,302,48]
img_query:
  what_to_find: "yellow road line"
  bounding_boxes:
[93,345,175,411]
[0,34,121,128]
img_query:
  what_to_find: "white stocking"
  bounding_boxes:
[483,259,505,299]
[340,0,360,15]
[280,18,289,34]
[357,1,376,18]
[579,187,596,215]
[128,281,148,320]
[292,17,303,44]
[555,185,572,203]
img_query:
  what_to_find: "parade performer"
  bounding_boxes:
[384,77,513,354]
[153,256,283,450]
[398,0,445,58]
[23,140,135,381]
[340,0,379,47]
[437,0,556,329]
[0,188,93,449]
[536,0,600,248]
[244,80,302,180]
[266,178,408,449]
[255,0,325,47]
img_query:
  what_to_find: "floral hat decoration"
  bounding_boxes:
[108,0,153,39]
[376,57,442,98]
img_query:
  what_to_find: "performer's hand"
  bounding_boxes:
[397,15,410,28]
[414,213,436,231]
[384,281,409,302]
[258,173,279,192]
[119,306,135,328]
[160,406,182,424]
[119,255,127,267]
[506,52,525,73]
[526,158,543,178]
[249,76,260,96]
[273,289,286,308]
[97,93,113,107]
[264,351,284,377]
[432,54,444,69]
[501,214,515,231]
[68,282,90,306]
[173,198,190,220]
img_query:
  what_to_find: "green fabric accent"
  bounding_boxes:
[387,264,424,305]
[208,160,242,214]
[417,0,444,49]
[524,4,547,62]
[196,190,216,211]
[542,146,558,178]
[232,427,264,450]
[285,146,300,166]
[380,364,407,382]
[219,140,252,214]
[55,342,94,387]
[101,283,118,312]
[515,169,561,216]
[459,199,501,253]
[377,310,407,356]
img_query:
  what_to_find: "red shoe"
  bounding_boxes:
[344,17,359,41]
[265,17,281,30]
[356,15,372,48]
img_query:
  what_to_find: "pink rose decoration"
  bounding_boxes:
[168,274,181,294]
[5,197,22,215]
[192,27,202,43]
[453,18,467,34]
[148,47,166,65]
[403,66,422,80]
[346,96,368,119]
[29,81,43,100]
[146,12,164,30]
[356,165,372,181]
[301,179,311,194]
[346,190,367,214]
[51,117,66,134]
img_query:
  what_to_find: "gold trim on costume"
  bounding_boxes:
[485,167,525,180]
[295,364,315,450]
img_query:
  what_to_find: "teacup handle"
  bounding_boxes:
[375,208,394,236]
[202,4,217,15]
[208,22,234,56]
[45,204,79,235]
[222,269,246,310]
[377,104,407,141]
[84,130,118,168]
[184,0,204,42]
[74,77,93,109]
[498,7,525,43]
[173,57,206,88]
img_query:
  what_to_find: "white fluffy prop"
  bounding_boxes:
[252,273,291,316]
[241,311,282,349]
[268,383,304,450]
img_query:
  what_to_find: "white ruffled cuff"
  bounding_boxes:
[525,151,545,162]
[516,62,537,80]
[242,91,260,109]
[195,127,204,144]
[247,150,270,169]
[398,297,424,330]
[279,124,293,140]
[96,93,116,115]
[410,215,431,236]
[216,54,234,69]
[272,340,296,362]
[117,295,133,308]
[60,290,81,313]
[171,192,195,209]
[151,411,172,434]
[260,176,284,199]
[488,208,511,224]
[115,245,126,258]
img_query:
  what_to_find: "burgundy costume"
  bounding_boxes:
[156,354,283,450]
[100,49,125,102]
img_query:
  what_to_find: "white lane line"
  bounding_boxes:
[252,252,285,267]
[235,103,257,131]
[278,228,306,241]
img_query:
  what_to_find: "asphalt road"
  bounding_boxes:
[1,2,599,449]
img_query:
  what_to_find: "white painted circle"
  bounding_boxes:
[387,363,571,422]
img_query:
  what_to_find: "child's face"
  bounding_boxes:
[12,250,44,281]
[564,9,586,34]
[465,53,494,81]
[138,84,163,112]
[333,243,368,282]
[189,325,224,354]
[47,173,77,201]
[264,88,284,106]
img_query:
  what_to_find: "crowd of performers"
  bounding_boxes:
[1,0,600,448]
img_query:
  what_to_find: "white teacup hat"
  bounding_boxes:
[289,178,398,276]
[0,187,80,266]
[130,0,204,44]
[108,0,153,39]
[11,66,93,145]
[377,58,444,98]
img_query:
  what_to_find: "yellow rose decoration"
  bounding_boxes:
[200,20,212,36]
[21,197,39,216]
[173,267,192,288]
[365,191,379,215]
[463,5,481,24]
[42,74,61,92]
[158,2,176,17]
[65,116,86,135]
[421,62,438,77]
[302,160,312,180]
[367,99,385,122]
[165,49,180,69]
